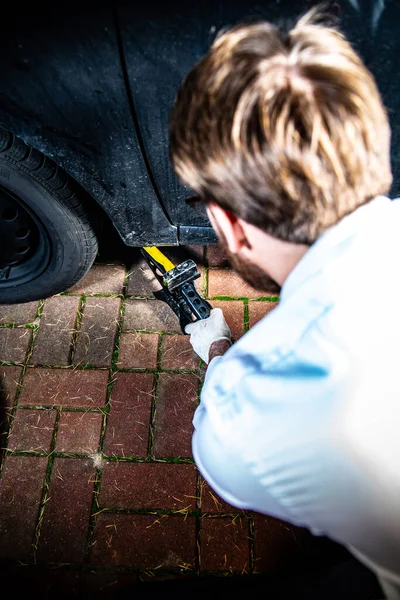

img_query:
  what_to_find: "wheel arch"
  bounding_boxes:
[0,119,178,247]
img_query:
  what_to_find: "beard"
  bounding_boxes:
[216,229,281,295]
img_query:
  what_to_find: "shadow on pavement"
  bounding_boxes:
[115,556,384,600]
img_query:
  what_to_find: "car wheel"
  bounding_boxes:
[0,129,98,304]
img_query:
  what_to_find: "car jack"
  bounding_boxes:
[141,246,212,333]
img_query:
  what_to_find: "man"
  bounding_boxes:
[169,6,400,600]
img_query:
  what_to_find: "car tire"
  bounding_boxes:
[0,129,98,304]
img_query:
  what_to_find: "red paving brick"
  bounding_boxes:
[208,268,276,299]
[0,255,321,581]
[91,513,196,568]
[160,334,200,370]
[67,263,126,295]
[253,514,308,573]
[248,300,279,328]
[117,332,158,369]
[123,298,181,332]
[0,301,39,325]
[7,409,56,452]
[154,373,199,458]
[36,458,96,563]
[30,296,80,366]
[0,456,48,560]
[103,372,154,457]
[207,245,230,267]
[19,368,109,408]
[200,517,250,572]
[200,479,242,514]
[211,300,245,340]
[0,327,31,363]
[55,411,103,454]
[99,462,197,510]
[73,297,120,367]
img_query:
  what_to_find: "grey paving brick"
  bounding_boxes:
[30,296,80,366]
[117,333,159,369]
[0,301,39,325]
[7,409,56,452]
[73,297,120,367]
[0,327,31,363]
[123,299,181,332]
[67,263,126,295]
[126,254,159,296]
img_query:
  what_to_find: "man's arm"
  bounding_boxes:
[185,308,286,517]
[208,338,232,363]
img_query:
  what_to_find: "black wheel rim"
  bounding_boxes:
[0,188,51,287]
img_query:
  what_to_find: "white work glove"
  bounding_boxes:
[185,308,232,364]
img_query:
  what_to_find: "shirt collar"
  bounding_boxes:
[281,196,391,301]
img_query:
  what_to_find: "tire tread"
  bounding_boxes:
[0,128,99,300]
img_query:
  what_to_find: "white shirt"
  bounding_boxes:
[193,196,400,599]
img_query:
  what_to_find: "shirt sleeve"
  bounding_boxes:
[192,399,296,521]
[192,341,348,533]
[195,356,293,514]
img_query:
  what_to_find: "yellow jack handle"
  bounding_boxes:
[142,246,175,273]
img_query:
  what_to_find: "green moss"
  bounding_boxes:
[243,299,249,332]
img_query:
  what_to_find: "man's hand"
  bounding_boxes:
[185,308,232,364]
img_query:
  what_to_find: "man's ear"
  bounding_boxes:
[206,203,249,254]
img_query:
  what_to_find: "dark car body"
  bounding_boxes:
[0,0,399,249]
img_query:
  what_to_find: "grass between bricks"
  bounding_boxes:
[84,295,127,560]
[243,299,249,333]
[60,291,126,298]
[32,406,61,562]
[0,298,44,330]
[69,294,86,364]
[211,295,280,301]
[0,300,44,475]
[147,371,158,460]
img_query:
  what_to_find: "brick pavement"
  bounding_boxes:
[0,245,344,597]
